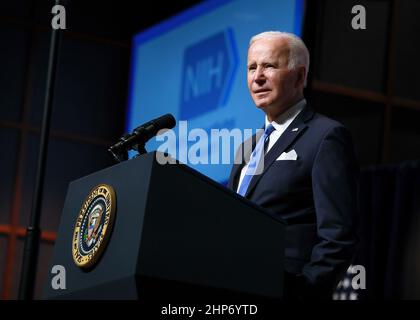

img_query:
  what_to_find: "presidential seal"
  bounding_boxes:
[72,184,116,268]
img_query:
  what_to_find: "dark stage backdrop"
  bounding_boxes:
[356,160,420,299]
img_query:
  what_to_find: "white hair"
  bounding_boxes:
[249,31,310,86]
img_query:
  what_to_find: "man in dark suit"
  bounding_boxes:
[228,31,359,299]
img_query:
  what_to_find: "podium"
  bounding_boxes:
[44,152,285,300]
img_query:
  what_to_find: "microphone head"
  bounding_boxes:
[155,113,176,130]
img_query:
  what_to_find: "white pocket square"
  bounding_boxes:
[276,149,298,161]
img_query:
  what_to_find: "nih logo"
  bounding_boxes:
[179,28,239,120]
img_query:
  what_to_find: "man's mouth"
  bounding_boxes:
[254,89,270,94]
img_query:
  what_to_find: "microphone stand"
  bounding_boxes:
[18,0,62,300]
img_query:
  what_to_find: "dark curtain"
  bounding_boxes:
[355,160,420,299]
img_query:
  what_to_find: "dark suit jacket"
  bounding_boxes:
[228,104,359,297]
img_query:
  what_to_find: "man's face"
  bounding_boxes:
[247,37,304,119]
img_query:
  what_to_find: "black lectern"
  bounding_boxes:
[44,152,285,299]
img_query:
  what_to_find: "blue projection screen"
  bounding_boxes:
[126,0,305,183]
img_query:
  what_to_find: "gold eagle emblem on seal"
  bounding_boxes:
[72,184,116,268]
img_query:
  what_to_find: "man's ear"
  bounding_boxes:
[295,65,306,88]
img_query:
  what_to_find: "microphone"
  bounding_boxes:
[108,113,176,162]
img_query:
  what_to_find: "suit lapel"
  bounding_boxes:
[244,105,315,198]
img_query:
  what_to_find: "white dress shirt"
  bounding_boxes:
[236,99,306,193]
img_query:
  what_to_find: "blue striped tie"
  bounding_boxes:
[237,124,275,196]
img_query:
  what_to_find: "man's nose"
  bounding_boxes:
[254,67,265,84]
